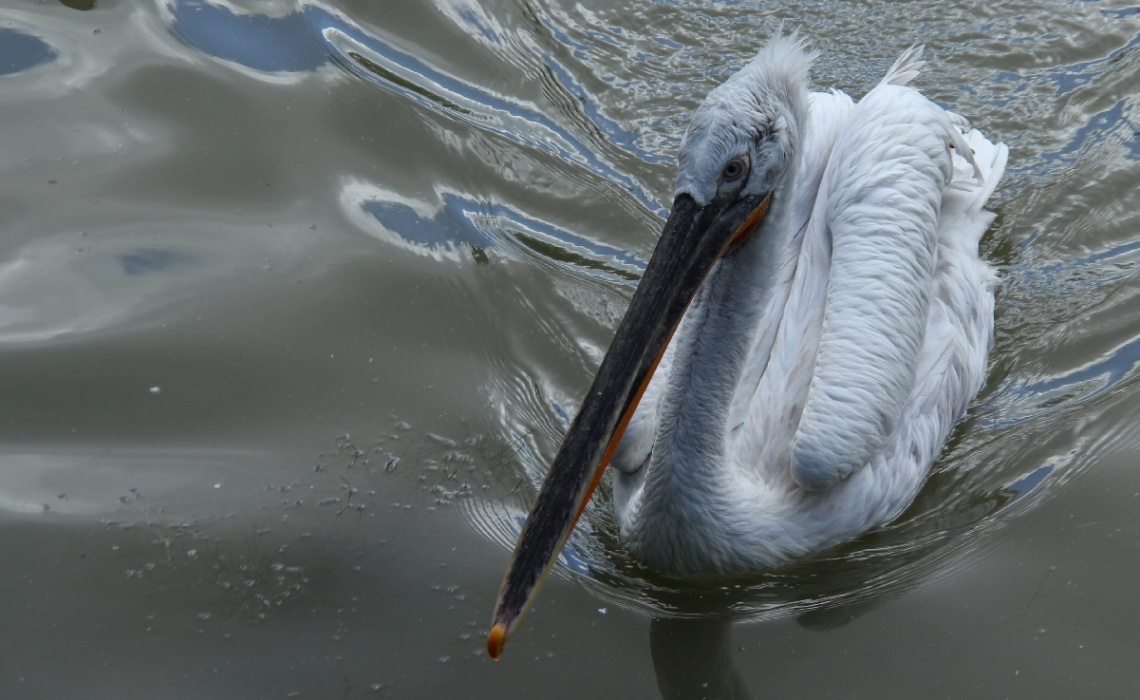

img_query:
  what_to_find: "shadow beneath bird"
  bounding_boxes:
[650,617,753,700]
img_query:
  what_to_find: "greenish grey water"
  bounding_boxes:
[1,0,1138,697]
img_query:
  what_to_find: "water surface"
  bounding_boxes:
[1,0,1138,697]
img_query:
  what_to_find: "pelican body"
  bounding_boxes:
[488,36,1007,658]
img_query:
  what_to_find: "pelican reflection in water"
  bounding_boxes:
[488,34,1007,658]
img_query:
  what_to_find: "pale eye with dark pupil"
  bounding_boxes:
[722,160,744,181]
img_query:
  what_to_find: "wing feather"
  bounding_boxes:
[790,81,965,491]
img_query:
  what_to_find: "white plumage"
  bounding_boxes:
[610,38,1007,577]
[489,36,1007,657]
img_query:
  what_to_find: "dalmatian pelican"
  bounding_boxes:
[487,34,1007,659]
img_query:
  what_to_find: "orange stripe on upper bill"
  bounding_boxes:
[725,193,771,252]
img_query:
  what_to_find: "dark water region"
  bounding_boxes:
[1,0,1138,697]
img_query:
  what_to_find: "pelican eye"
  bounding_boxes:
[721,158,747,182]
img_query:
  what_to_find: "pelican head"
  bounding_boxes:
[487,35,817,659]
[676,35,813,207]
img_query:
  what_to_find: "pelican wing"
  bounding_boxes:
[790,80,975,491]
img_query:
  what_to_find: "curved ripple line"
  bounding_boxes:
[341,178,646,279]
[442,193,644,282]
[315,24,662,215]
[983,332,1140,429]
[434,0,667,165]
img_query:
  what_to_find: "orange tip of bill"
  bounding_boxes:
[487,623,507,660]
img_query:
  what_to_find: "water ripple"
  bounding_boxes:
[318,23,662,214]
